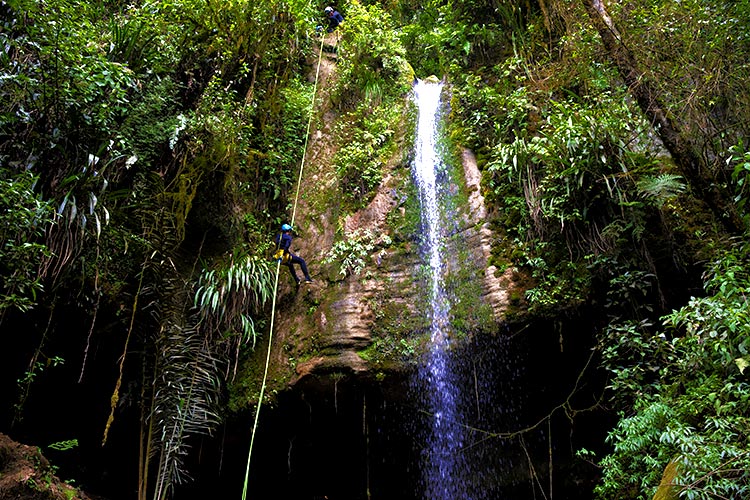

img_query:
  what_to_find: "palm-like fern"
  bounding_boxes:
[150,320,222,500]
[108,17,158,73]
[117,177,231,500]
[194,254,275,367]
[636,173,686,208]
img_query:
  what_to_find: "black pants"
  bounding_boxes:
[285,254,311,282]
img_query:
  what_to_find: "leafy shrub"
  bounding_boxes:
[595,241,750,499]
[0,172,54,313]
[194,253,275,349]
[323,229,392,277]
[119,77,182,169]
[335,1,413,105]
[334,104,400,204]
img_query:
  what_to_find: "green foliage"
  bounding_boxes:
[194,254,275,349]
[522,257,592,314]
[664,242,750,378]
[119,77,182,169]
[48,440,79,451]
[0,172,54,313]
[242,212,276,252]
[613,0,750,164]
[599,319,661,401]
[336,1,412,105]
[251,77,314,202]
[451,69,531,153]
[10,0,139,129]
[728,141,750,221]
[488,90,646,228]
[596,400,675,500]
[323,229,392,277]
[398,0,528,75]
[398,4,445,77]
[358,334,423,365]
[328,2,412,206]
[333,104,401,204]
[635,174,685,209]
[106,14,173,74]
[596,241,750,499]
[451,70,682,315]
[154,0,315,72]
[2,1,130,169]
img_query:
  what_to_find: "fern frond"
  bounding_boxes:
[636,173,685,207]
[151,321,222,500]
[194,254,274,348]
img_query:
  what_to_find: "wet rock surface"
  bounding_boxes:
[272,145,520,388]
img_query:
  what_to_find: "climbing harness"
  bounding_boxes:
[273,247,291,263]
[241,33,327,500]
[273,230,292,264]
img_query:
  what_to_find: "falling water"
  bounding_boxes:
[412,79,467,499]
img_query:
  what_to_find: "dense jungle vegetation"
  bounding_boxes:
[2,0,750,498]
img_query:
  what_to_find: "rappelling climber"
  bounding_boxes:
[274,223,313,286]
[324,6,344,32]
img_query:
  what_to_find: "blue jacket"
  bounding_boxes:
[276,232,293,253]
[327,10,344,31]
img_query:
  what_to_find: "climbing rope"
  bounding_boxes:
[241,32,328,500]
[290,34,328,227]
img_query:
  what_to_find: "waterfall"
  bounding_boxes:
[412,79,468,499]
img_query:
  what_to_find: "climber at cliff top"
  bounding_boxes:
[275,223,313,286]
[324,6,344,32]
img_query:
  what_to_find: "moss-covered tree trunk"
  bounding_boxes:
[582,0,744,234]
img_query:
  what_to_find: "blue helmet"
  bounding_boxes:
[281,223,292,231]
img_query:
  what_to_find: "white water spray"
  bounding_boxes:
[412,79,467,499]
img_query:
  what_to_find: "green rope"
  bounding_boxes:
[291,34,327,228]
[241,33,327,500]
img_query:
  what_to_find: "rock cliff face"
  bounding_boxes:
[241,56,523,399]
[455,147,519,322]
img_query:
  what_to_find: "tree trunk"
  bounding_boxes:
[582,0,744,234]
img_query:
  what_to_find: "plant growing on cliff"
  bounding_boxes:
[334,106,400,204]
[328,1,412,207]
[323,229,392,277]
[194,254,275,353]
[335,1,412,106]
[0,172,54,315]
